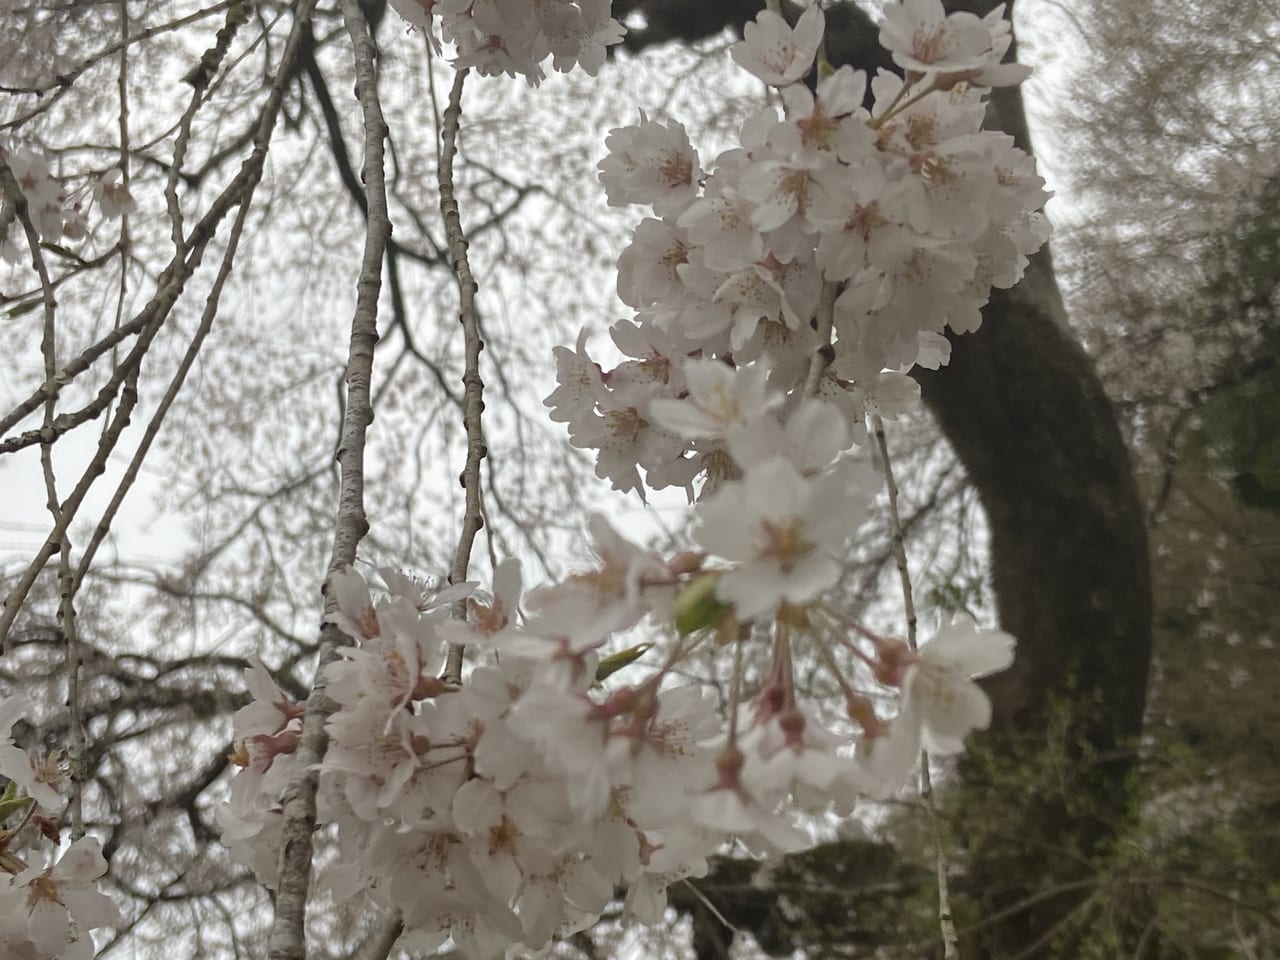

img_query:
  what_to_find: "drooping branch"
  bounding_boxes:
[438,69,488,685]
[265,0,386,956]
[0,0,332,652]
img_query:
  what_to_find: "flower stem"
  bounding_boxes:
[874,414,960,960]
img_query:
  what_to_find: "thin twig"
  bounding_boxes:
[110,0,132,422]
[682,879,740,936]
[0,0,321,653]
[266,1,385,956]
[803,280,839,397]
[74,170,258,589]
[0,1,237,132]
[3,157,89,839]
[0,309,151,440]
[168,1,254,249]
[438,69,488,685]
[874,414,960,960]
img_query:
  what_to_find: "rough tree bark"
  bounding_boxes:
[614,1,1154,957]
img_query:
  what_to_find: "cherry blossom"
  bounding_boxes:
[599,115,700,216]
[543,328,605,426]
[207,4,1041,950]
[902,617,1017,755]
[695,456,874,619]
[0,696,65,813]
[0,838,121,960]
[731,5,825,88]
[3,144,81,242]
[879,0,992,75]
[92,170,135,219]
[525,514,671,649]
[648,358,779,441]
[388,0,625,84]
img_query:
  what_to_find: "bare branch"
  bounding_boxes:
[266,0,387,954]
[0,0,327,653]
[438,69,488,685]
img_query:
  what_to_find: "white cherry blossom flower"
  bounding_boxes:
[691,748,806,853]
[914,330,952,369]
[0,838,121,960]
[811,162,915,281]
[738,148,830,234]
[231,658,300,741]
[467,0,533,38]
[741,706,859,802]
[857,617,1016,796]
[904,616,1016,755]
[452,25,547,85]
[648,358,778,441]
[92,169,135,219]
[566,379,678,498]
[526,514,670,649]
[0,695,65,812]
[860,370,921,419]
[879,0,992,75]
[507,683,613,815]
[616,217,689,308]
[541,0,626,76]
[442,557,524,652]
[599,115,700,217]
[605,685,719,824]
[695,456,874,619]
[731,5,824,88]
[623,823,714,922]
[677,180,763,272]
[726,397,854,474]
[544,328,604,426]
[389,0,435,29]
[775,66,873,162]
[606,317,683,394]
[326,565,380,641]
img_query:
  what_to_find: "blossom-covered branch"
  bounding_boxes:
[216,2,1041,956]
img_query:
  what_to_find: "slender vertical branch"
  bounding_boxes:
[803,280,839,397]
[874,414,960,960]
[438,69,487,685]
[111,0,132,415]
[32,232,76,838]
[874,416,917,648]
[4,158,88,838]
[726,626,745,743]
[266,1,388,957]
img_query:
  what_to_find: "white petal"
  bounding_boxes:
[63,886,122,929]
[920,674,992,749]
[925,620,1016,677]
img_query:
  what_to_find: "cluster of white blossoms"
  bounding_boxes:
[220,548,1014,956]
[0,1,1039,957]
[215,2,1035,956]
[388,0,626,84]
[1,139,135,264]
[567,0,1050,501]
[0,697,122,959]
